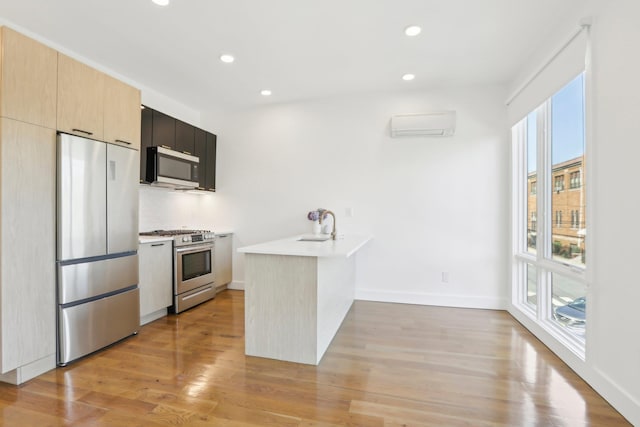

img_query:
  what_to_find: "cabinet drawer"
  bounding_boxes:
[58,288,139,365]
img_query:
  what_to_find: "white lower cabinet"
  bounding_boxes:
[139,240,172,325]
[214,233,233,289]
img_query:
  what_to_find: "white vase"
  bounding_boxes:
[312,220,321,235]
[321,223,332,234]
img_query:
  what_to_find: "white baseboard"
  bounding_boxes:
[591,367,640,426]
[227,280,245,291]
[231,283,505,309]
[0,353,56,385]
[355,288,507,310]
[140,308,168,326]
[508,305,639,425]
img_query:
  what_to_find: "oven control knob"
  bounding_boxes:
[182,236,189,242]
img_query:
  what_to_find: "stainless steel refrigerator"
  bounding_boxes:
[56,133,140,366]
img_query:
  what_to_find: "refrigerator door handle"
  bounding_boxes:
[109,160,116,181]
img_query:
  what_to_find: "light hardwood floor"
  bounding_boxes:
[0,290,629,426]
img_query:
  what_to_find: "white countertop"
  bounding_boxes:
[237,234,372,258]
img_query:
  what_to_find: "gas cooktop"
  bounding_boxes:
[139,229,210,236]
[140,229,216,246]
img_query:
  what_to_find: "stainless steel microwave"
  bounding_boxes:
[146,146,199,189]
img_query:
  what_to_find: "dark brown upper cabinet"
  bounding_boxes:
[205,132,217,191]
[175,119,195,155]
[140,106,153,182]
[151,109,175,150]
[140,106,216,190]
[194,128,207,190]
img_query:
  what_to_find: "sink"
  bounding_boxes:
[297,236,331,242]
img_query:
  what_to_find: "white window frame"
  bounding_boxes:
[511,80,587,359]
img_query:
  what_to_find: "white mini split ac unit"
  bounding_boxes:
[390,111,456,137]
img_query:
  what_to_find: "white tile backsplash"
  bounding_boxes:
[139,185,218,232]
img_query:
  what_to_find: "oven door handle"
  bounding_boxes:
[175,244,214,254]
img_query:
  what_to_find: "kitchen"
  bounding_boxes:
[0,0,638,425]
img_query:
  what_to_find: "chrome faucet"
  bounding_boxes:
[319,210,337,240]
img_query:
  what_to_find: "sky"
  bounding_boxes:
[527,73,585,173]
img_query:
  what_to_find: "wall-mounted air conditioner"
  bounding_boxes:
[390,111,456,137]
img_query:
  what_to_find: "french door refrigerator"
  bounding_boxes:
[56,133,140,366]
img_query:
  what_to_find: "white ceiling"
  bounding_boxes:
[0,0,584,113]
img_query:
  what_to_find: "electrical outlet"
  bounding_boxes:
[441,272,449,283]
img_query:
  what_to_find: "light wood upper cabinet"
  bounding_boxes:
[57,53,105,140]
[0,27,57,128]
[104,75,141,150]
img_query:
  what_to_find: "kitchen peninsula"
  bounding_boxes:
[238,234,371,365]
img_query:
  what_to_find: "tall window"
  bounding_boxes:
[526,112,537,255]
[512,73,587,355]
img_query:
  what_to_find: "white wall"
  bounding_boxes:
[588,0,640,422]
[204,86,509,309]
[506,1,640,423]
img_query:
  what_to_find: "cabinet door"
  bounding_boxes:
[193,128,207,190]
[57,53,104,140]
[104,74,141,150]
[151,110,175,150]
[205,132,217,191]
[214,234,232,286]
[140,106,153,183]
[0,27,57,128]
[175,120,195,155]
[139,241,173,320]
[0,118,56,372]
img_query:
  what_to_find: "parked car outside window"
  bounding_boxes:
[554,297,586,327]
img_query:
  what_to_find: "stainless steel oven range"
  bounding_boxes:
[140,229,216,313]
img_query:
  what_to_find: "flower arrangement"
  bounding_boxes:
[307,208,327,221]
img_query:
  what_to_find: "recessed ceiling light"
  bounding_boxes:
[220,54,235,63]
[152,0,170,6]
[405,25,421,36]
[261,89,272,96]
[402,74,415,81]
